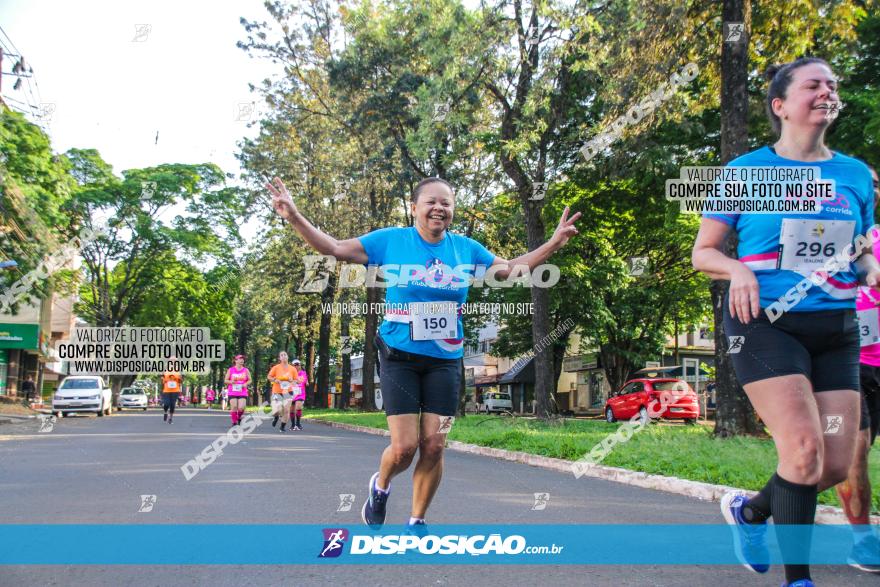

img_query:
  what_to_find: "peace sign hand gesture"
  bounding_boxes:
[265,177,298,223]
[550,206,582,249]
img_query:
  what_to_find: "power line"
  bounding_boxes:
[0,26,24,56]
[0,26,45,122]
[1,94,37,109]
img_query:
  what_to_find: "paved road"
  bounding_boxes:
[0,408,871,586]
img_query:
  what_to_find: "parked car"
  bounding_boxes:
[480,391,513,414]
[116,387,148,411]
[53,376,113,417]
[603,378,699,424]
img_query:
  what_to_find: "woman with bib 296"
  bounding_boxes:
[692,58,879,587]
[267,176,579,530]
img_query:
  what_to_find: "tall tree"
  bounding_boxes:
[712,0,761,436]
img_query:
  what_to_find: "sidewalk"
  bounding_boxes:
[309,417,880,526]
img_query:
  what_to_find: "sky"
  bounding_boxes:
[0,0,283,246]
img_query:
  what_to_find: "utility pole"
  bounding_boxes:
[673,314,680,365]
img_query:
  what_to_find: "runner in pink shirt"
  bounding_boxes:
[289,358,307,431]
[835,167,880,573]
[224,355,251,427]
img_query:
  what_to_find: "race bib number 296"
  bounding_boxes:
[778,219,855,276]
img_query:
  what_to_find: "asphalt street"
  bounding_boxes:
[0,407,874,586]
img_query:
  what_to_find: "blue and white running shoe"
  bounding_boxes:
[404,519,429,538]
[361,472,389,528]
[848,533,880,573]
[721,490,770,574]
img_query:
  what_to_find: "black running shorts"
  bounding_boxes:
[722,298,860,392]
[376,335,461,417]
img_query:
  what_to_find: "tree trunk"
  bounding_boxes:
[552,338,567,411]
[340,305,352,410]
[252,351,261,407]
[361,285,380,411]
[316,274,336,410]
[456,359,467,417]
[600,343,636,394]
[714,0,760,437]
[525,197,554,419]
[304,339,314,406]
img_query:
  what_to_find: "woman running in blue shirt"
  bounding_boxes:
[267,176,579,531]
[692,57,879,587]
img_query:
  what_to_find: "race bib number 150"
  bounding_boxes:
[409,302,457,341]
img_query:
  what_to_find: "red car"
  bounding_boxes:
[604,378,699,424]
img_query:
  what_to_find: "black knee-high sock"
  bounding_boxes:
[771,474,817,584]
[743,477,773,523]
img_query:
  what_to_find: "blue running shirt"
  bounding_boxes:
[705,146,875,311]
[358,227,496,359]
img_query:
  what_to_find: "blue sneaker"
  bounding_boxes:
[361,472,389,528]
[405,519,429,538]
[721,491,770,574]
[848,533,880,573]
[782,580,814,587]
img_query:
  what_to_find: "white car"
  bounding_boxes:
[116,387,148,411]
[53,376,113,417]
[480,391,513,414]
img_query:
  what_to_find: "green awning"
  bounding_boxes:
[0,323,40,350]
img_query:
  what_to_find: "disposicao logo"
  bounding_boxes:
[319,528,349,558]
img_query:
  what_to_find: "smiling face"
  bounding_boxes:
[772,63,841,131]
[411,182,454,234]
[235,357,244,368]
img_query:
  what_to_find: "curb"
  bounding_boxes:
[309,418,880,525]
[0,413,36,420]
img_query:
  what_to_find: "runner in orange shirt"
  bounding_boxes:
[161,370,182,424]
[267,351,297,433]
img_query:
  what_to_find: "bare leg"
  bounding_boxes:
[295,400,304,427]
[743,375,823,485]
[835,428,872,524]
[377,414,420,490]
[281,396,292,424]
[814,390,861,491]
[411,412,446,519]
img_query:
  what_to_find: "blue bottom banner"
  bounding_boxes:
[0,524,876,565]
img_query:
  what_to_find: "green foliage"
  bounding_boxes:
[826,14,880,171]
[65,151,244,328]
[306,409,880,512]
[0,110,78,306]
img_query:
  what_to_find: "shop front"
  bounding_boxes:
[0,349,8,395]
[0,323,45,398]
[563,353,610,413]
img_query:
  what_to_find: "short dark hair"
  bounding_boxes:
[412,177,454,203]
[764,57,833,136]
